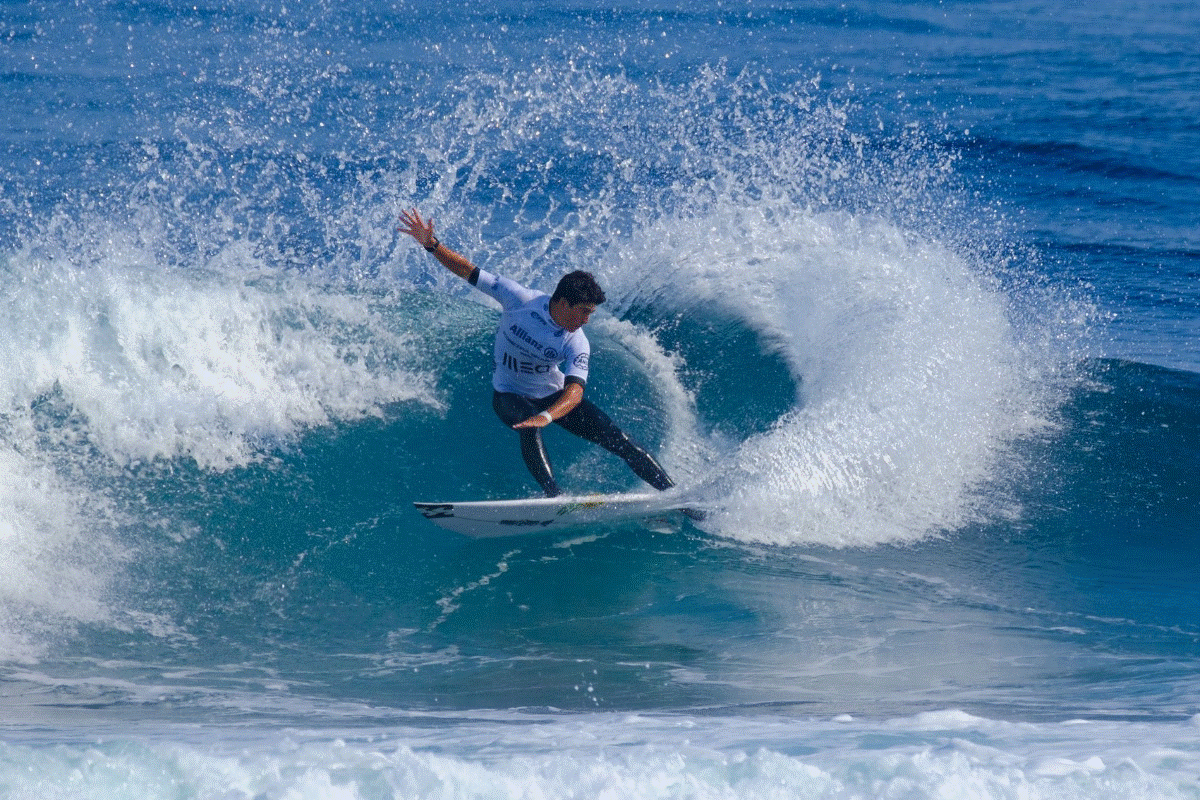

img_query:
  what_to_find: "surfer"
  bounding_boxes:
[399,208,675,498]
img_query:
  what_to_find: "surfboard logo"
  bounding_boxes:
[556,500,606,516]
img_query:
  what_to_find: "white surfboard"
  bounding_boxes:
[413,492,704,537]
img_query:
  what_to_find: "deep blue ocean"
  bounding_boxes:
[2,1,1198,797]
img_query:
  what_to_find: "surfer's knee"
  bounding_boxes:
[517,428,560,496]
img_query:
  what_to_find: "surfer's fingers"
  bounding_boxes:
[398,209,434,244]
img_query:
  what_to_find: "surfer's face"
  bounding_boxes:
[552,300,597,332]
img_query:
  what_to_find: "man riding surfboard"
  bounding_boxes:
[399,208,674,498]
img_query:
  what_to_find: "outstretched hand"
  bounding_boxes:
[399,208,479,281]
[399,208,436,249]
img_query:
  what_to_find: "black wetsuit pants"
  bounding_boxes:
[492,390,674,497]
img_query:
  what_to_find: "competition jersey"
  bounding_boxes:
[472,269,591,399]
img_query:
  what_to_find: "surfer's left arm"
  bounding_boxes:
[512,381,584,429]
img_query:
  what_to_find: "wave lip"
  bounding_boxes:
[624,208,1049,547]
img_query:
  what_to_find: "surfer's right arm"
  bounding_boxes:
[399,208,478,282]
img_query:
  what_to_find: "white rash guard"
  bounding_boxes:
[471,268,591,399]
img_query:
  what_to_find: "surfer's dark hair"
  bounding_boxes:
[551,271,606,306]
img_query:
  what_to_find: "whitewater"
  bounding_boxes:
[1,1,1198,798]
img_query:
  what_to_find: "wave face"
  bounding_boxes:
[1,1,1198,798]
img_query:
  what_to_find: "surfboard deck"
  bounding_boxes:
[413,492,703,537]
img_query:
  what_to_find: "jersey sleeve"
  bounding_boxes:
[472,269,540,311]
[562,332,591,385]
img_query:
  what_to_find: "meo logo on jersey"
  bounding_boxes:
[503,352,552,375]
